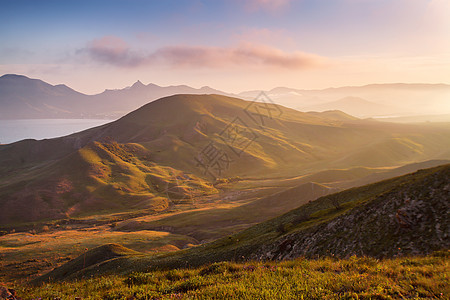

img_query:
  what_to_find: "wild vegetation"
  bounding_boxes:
[17,252,450,299]
[31,164,448,285]
[0,94,449,297]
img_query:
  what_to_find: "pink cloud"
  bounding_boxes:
[83,36,144,67]
[81,36,329,70]
[244,0,292,11]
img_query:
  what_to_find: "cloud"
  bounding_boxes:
[244,0,292,11]
[81,36,144,67]
[81,36,329,70]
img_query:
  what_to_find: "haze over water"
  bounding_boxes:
[0,119,113,144]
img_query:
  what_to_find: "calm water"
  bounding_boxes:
[0,119,114,144]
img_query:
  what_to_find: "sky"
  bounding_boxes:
[1,0,449,94]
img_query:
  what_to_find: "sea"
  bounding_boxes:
[0,119,115,145]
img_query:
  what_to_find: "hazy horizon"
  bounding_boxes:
[1,73,450,124]
[5,72,450,95]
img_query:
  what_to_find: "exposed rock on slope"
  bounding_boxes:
[254,165,450,259]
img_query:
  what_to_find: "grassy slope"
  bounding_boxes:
[226,159,449,191]
[1,94,450,224]
[0,228,197,283]
[109,160,448,245]
[347,159,450,188]
[26,253,449,299]
[4,161,445,284]
[35,164,449,282]
[112,182,338,242]
[0,139,217,224]
[4,160,443,284]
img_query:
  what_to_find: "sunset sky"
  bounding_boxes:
[1,0,449,94]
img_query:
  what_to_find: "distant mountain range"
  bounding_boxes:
[0,74,230,119]
[301,96,400,118]
[239,84,450,118]
[1,94,450,224]
[1,74,450,119]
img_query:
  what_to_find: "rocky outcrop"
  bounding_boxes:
[0,286,18,300]
[253,166,449,259]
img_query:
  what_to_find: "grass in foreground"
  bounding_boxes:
[19,252,449,299]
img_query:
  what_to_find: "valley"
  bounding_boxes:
[0,93,448,296]
[29,163,449,283]
[2,1,450,298]
[1,156,447,283]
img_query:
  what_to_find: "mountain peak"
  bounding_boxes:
[131,80,145,88]
[0,74,31,81]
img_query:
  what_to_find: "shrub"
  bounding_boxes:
[166,277,203,294]
[165,269,189,281]
[103,291,126,300]
[276,223,291,234]
[124,272,157,286]
[199,262,240,276]
[292,213,310,225]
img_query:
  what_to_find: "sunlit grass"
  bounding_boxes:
[21,253,449,299]
[0,228,196,283]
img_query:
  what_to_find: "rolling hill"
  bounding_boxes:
[35,163,450,282]
[1,94,450,225]
[112,182,339,243]
[302,96,400,118]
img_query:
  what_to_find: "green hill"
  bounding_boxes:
[35,164,449,282]
[1,94,450,224]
